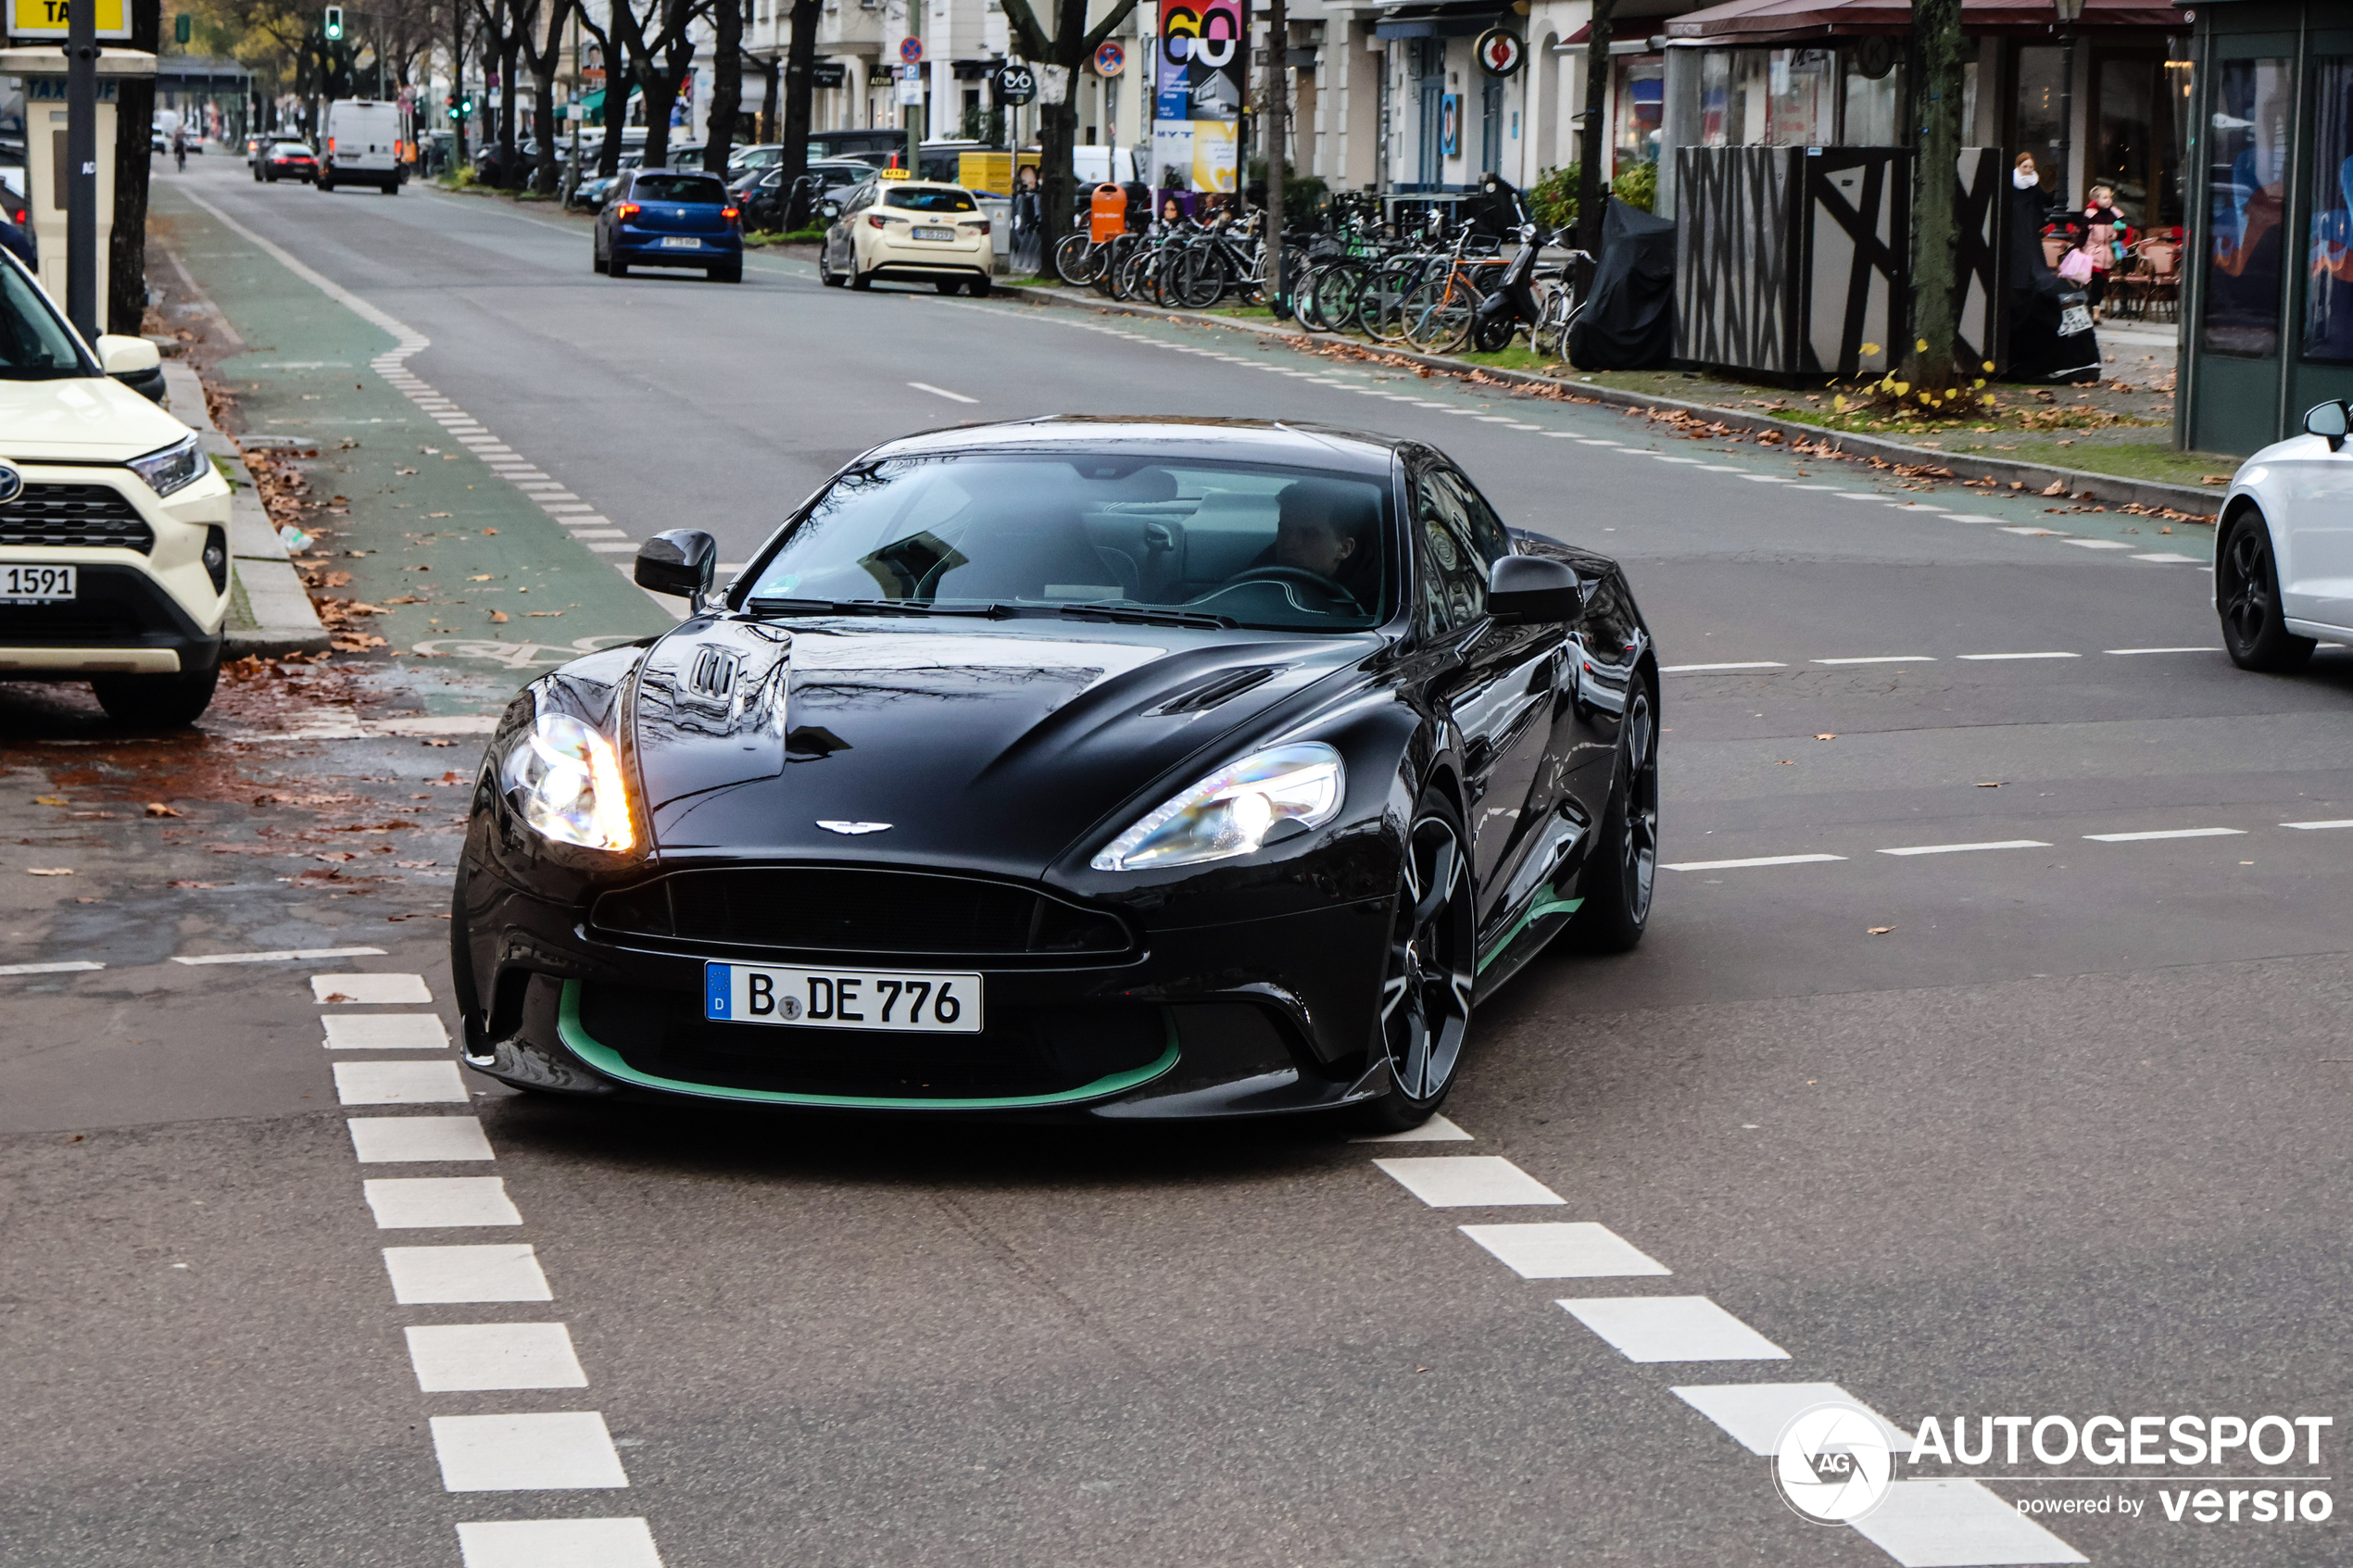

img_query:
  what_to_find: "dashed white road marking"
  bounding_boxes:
[908,381,978,403]
[456,1517,665,1568]
[430,1411,629,1491]
[2083,827,2246,842]
[364,1177,525,1229]
[2060,538,2136,550]
[384,1244,554,1304]
[313,972,430,1004]
[2283,819,2353,831]
[1999,525,2061,536]
[1661,661,1785,672]
[1853,1479,2088,1566]
[1373,1156,1567,1208]
[1349,1113,1473,1144]
[0,960,104,975]
[2131,552,2205,564]
[174,945,385,965]
[1957,651,2079,660]
[2106,646,2220,655]
[1665,854,1846,872]
[348,1116,497,1163]
[1879,840,2052,857]
[324,1014,451,1050]
[334,1059,469,1104]
[406,1323,589,1392]
[1460,1223,1671,1279]
[1814,655,1936,665]
[1557,1296,1791,1361]
[1671,1383,1912,1456]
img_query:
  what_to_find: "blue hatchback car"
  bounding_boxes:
[595,168,743,282]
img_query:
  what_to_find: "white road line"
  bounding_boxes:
[348,1117,497,1163]
[1831,491,1889,501]
[2106,646,2219,655]
[1814,656,1936,665]
[1957,651,2079,660]
[1853,1480,2088,1567]
[1879,840,2051,857]
[1661,661,1786,672]
[456,1518,664,1568]
[2131,552,2205,563]
[907,381,978,403]
[1557,1296,1791,1361]
[1664,854,1846,872]
[1348,1113,1472,1144]
[313,972,431,1004]
[430,1412,629,1491]
[324,1014,451,1050]
[1788,483,1843,490]
[1999,525,2062,536]
[2084,827,2246,842]
[1672,1383,1912,1457]
[0,960,104,975]
[407,1323,589,1392]
[2061,538,2136,550]
[365,1176,524,1229]
[335,1060,469,1105]
[1459,1223,1671,1279]
[384,1244,554,1304]
[1372,1156,1567,1208]
[174,945,385,965]
[2283,820,2353,830]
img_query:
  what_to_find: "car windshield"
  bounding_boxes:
[631,173,725,204]
[883,186,976,213]
[746,454,1392,631]
[272,144,312,155]
[0,260,91,380]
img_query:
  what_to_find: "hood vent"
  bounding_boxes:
[1149,666,1278,717]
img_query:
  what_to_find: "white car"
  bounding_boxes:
[2216,399,2353,671]
[817,176,993,295]
[0,254,234,724]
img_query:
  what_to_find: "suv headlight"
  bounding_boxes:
[1091,742,1344,872]
[498,710,635,851]
[128,433,206,497]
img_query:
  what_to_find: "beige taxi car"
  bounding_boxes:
[817,175,993,296]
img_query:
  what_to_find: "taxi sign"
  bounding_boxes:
[879,166,912,180]
[11,0,132,40]
[898,34,924,65]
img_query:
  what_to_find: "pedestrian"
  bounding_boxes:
[2080,183,2128,320]
[1010,163,1042,278]
[174,125,187,173]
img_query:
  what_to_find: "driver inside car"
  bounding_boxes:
[1250,479,1379,608]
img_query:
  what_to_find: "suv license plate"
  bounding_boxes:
[0,564,74,602]
[913,226,955,242]
[704,961,983,1034]
[660,235,701,249]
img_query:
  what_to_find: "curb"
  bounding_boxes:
[989,283,2220,521]
[161,358,334,658]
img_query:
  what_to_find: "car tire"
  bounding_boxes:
[2217,508,2315,672]
[251,164,261,182]
[382,181,398,196]
[820,247,845,287]
[849,251,872,291]
[92,659,220,729]
[711,262,742,283]
[936,278,961,295]
[318,177,333,192]
[1353,787,1478,1133]
[593,245,607,274]
[967,275,991,298]
[610,254,629,279]
[1569,671,1659,953]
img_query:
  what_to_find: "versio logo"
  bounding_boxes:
[1775,1404,1896,1523]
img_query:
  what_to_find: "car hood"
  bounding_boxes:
[0,374,193,461]
[630,616,1367,879]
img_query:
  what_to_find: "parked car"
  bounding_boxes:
[569,151,643,213]
[807,128,913,163]
[2214,398,2353,671]
[737,158,873,232]
[0,251,234,726]
[819,177,992,295]
[262,142,320,183]
[594,168,743,282]
[727,143,782,178]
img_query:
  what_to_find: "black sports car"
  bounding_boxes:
[452,418,1658,1125]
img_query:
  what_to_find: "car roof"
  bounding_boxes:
[862,417,1406,477]
[875,179,975,192]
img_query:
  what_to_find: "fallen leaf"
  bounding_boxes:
[469,573,494,582]
[383,595,425,606]
[1813,733,1836,741]
[487,609,510,623]
[320,991,354,1002]
[2040,480,2066,496]
[396,859,437,868]
[422,737,457,747]
[482,528,497,535]
[168,880,224,889]
[1975,781,2003,788]
[144,803,183,818]
[33,795,67,807]
[396,466,419,475]
[1868,926,1894,935]
[73,896,101,903]
[26,867,73,876]
[527,610,563,617]
[1777,759,1794,765]
[2200,474,2231,485]
[425,511,451,519]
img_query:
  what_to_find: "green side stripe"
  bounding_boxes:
[1476,894,1585,974]
[556,980,1181,1110]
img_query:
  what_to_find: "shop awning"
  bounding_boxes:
[1375,4,1503,39]
[1665,0,2190,43]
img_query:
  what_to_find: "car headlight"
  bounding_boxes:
[498,710,635,852]
[1091,742,1344,872]
[128,433,206,497]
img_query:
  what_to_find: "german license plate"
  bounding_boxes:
[660,235,701,249]
[704,960,983,1034]
[913,226,954,242]
[0,564,74,601]
[2059,305,2094,337]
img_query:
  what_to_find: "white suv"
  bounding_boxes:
[2216,399,2353,672]
[0,254,233,724]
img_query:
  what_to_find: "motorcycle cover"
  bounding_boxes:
[1568,198,1677,371]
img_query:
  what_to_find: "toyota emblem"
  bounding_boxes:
[0,463,20,505]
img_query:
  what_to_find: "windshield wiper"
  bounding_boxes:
[1049,603,1239,630]
[744,596,1017,619]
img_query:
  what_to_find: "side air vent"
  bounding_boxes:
[1149,666,1277,716]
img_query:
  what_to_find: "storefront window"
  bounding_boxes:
[1614,56,1664,166]
[1700,50,1731,147]
[2015,45,2066,187]
[2201,56,2292,359]
[1842,54,1903,145]
[2308,57,2353,363]
[1767,47,1836,145]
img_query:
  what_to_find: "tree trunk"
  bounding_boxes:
[1900,0,1966,395]
[703,0,743,173]
[759,47,781,144]
[452,0,471,165]
[108,0,161,335]
[1262,0,1284,299]
[777,0,821,207]
[497,19,523,185]
[1575,0,1616,256]
[999,0,1141,258]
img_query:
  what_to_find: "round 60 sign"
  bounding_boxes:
[995,61,1038,105]
[1474,26,1524,77]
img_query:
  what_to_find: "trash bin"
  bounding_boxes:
[1089,183,1126,244]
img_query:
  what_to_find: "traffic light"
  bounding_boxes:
[458,94,474,120]
[322,6,344,41]
[173,12,190,43]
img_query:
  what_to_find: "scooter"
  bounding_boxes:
[1471,223,1557,352]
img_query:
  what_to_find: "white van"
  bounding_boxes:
[320,99,405,193]
[1070,145,1139,187]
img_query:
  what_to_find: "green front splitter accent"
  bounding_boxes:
[556,980,1181,1110]
[1477,894,1584,974]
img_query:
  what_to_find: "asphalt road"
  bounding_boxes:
[2,157,2348,1568]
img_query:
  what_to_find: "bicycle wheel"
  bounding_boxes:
[1052,232,1103,287]
[1175,245,1227,309]
[1402,275,1478,353]
[1532,277,1579,360]
[1304,263,1365,336]
[1363,259,1426,342]
[1111,244,1152,302]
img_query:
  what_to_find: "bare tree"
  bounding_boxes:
[471,0,528,183]
[997,0,1146,244]
[521,0,578,192]
[774,0,819,204]
[1574,0,1617,257]
[701,0,743,173]
[109,0,161,334]
[1899,0,1967,398]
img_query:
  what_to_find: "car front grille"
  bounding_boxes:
[0,483,155,552]
[590,867,1133,960]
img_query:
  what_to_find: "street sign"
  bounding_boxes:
[1092,40,1125,78]
[897,60,923,104]
[898,35,924,66]
[994,61,1037,106]
[1474,27,1523,78]
[7,0,129,41]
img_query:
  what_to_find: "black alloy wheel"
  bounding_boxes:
[1359,792,1477,1131]
[819,245,842,287]
[849,249,872,291]
[1571,676,1658,952]
[93,659,220,729]
[2217,509,2314,672]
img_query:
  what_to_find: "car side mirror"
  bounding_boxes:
[820,199,840,220]
[1487,555,1584,625]
[95,333,161,375]
[2305,400,2349,452]
[635,529,718,610]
